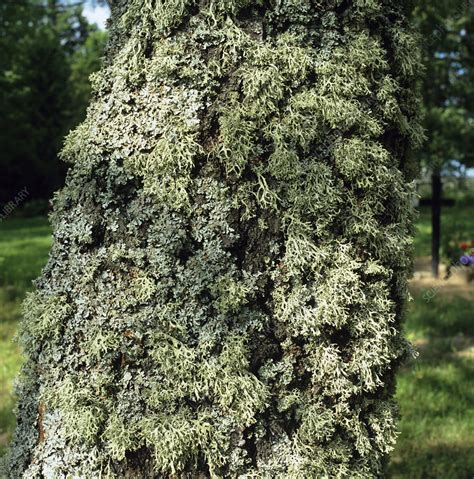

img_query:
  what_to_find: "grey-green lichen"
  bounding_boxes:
[6,0,422,477]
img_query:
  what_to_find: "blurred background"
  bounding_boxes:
[0,1,473,477]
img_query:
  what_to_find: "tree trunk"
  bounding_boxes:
[431,171,442,278]
[6,1,422,477]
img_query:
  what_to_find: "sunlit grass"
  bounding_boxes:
[0,217,52,291]
[0,216,51,455]
[391,337,474,477]
[405,294,474,341]
[0,303,20,454]
[397,194,473,479]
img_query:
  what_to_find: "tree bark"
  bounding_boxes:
[6,1,422,477]
[431,171,442,278]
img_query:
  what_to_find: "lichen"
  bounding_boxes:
[7,0,422,477]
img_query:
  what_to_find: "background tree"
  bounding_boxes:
[0,1,35,203]
[413,0,474,277]
[5,0,422,477]
[0,0,107,205]
[69,29,108,126]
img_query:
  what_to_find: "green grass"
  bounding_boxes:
[392,357,474,479]
[0,216,52,455]
[389,292,474,479]
[0,217,52,292]
[404,295,474,341]
[0,215,473,477]
[399,189,474,479]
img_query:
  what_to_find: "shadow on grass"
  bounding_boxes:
[390,442,474,479]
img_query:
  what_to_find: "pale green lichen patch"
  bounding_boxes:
[19,293,72,348]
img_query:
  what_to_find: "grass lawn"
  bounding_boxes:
[0,217,52,455]
[0,210,473,477]
[389,293,474,478]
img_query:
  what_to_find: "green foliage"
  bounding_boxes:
[69,30,108,126]
[0,1,107,204]
[412,0,474,174]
